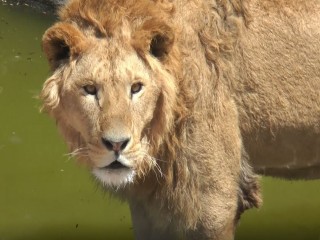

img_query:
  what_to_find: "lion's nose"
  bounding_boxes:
[101,137,130,152]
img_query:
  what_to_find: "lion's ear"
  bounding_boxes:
[42,23,88,70]
[132,20,174,61]
[149,30,174,59]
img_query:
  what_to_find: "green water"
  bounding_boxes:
[0,3,319,240]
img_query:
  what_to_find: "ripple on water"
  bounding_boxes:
[9,131,22,144]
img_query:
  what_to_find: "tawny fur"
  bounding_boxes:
[40,0,320,239]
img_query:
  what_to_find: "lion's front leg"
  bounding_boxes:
[186,217,236,240]
[129,201,178,240]
[183,150,261,239]
[184,98,261,240]
[183,184,239,240]
[129,191,239,240]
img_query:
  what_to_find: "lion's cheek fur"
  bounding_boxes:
[41,74,82,154]
[143,56,180,154]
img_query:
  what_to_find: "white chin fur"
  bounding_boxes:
[92,167,135,188]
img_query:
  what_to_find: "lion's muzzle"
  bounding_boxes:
[101,137,131,153]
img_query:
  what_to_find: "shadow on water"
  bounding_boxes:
[1,2,320,240]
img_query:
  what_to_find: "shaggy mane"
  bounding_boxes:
[42,0,262,233]
[59,0,175,37]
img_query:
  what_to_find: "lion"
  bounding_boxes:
[40,0,320,239]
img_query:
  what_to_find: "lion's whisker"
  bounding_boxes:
[65,147,89,160]
[141,151,164,182]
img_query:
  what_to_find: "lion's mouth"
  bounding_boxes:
[103,160,128,170]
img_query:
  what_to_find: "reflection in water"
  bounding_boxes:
[0,3,319,240]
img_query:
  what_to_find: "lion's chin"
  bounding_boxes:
[92,166,136,188]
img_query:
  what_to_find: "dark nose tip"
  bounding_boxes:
[101,137,130,152]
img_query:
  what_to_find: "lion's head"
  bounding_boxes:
[41,0,183,187]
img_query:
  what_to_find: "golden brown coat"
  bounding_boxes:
[40,0,320,239]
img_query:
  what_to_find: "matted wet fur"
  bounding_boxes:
[40,0,320,239]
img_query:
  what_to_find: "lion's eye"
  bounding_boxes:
[83,85,97,95]
[131,82,143,95]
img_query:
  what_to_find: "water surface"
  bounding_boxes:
[0,3,319,240]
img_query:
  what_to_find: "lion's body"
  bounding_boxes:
[234,0,320,178]
[41,0,320,239]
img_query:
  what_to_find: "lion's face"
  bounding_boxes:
[41,12,178,188]
[64,45,161,186]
